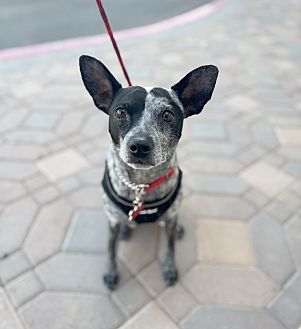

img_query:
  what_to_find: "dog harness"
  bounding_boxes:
[102,165,182,224]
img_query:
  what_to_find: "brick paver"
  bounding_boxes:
[1,0,301,327]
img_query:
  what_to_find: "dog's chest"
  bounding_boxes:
[106,148,180,202]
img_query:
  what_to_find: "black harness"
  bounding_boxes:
[102,165,182,224]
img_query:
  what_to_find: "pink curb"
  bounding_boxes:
[0,0,229,60]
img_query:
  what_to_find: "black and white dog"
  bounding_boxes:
[79,55,218,290]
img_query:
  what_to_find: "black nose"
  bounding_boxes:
[129,135,153,158]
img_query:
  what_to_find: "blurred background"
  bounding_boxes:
[0,0,209,49]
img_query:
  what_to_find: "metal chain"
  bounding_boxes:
[114,165,149,222]
[114,165,149,191]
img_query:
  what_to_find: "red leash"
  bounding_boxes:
[95,0,132,86]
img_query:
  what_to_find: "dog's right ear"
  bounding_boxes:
[79,55,122,114]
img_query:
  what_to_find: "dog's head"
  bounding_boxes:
[79,55,218,169]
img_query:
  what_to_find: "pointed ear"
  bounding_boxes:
[171,65,219,118]
[79,55,122,114]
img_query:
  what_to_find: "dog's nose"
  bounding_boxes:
[129,135,153,158]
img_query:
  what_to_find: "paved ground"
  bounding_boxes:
[0,0,209,49]
[1,0,301,328]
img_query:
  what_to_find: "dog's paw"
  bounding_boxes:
[176,224,185,240]
[119,225,132,241]
[163,264,178,286]
[103,271,119,290]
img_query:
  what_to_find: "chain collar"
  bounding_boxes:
[115,165,149,191]
[114,165,174,225]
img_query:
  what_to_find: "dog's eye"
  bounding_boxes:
[162,110,174,122]
[115,106,127,119]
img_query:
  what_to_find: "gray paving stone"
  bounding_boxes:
[0,180,26,203]
[6,270,44,308]
[182,264,278,308]
[56,111,87,136]
[19,291,125,329]
[0,289,23,329]
[190,122,226,139]
[36,253,131,295]
[119,223,159,274]
[196,219,255,266]
[0,250,31,284]
[37,148,89,182]
[24,112,61,129]
[286,274,301,305]
[77,167,102,184]
[269,291,301,329]
[228,118,252,147]
[265,190,300,224]
[285,211,301,267]
[250,212,296,285]
[182,141,240,157]
[291,182,301,198]
[157,283,197,323]
[279,146,301,161]
[186,174,249,195]
[184,194,256,221]
[63,210,108,254]
[180,305,286,329]
[118,302,178,329]
[23,199,73,264]
[0,197,38,258]
[0,161,37,180]
[33,185,60,204]
[238,145,266,165]
[264,153,286,168]
[81,112,107,137]
[283,162,301,179]
[240,162,293,198]
[57,176,81,193]
[68,186,102,208]
[137,261,166,298]
[181,155,243,175]
[243,189,269,209]
[4,129,57,145]
[251,119,279,150]
[0,108,28,134]
[112,277,151,317]
[24,174,48,192]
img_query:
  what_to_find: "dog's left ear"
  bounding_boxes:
[79,55,122,114]
[171,65,219,118]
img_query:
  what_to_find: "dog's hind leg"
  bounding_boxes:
[162,217,178,286]
[103,222,120,290]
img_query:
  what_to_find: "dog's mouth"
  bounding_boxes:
[127,159,155,169]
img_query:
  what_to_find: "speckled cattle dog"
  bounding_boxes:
[79,55,218,290]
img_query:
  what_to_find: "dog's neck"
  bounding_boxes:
[108,146,178,185]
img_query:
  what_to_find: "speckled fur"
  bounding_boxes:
[102,88,183,289]
[79,55,219,290]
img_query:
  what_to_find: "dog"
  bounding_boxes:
[79,55,218,290]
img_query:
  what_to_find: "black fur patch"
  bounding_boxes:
[108,87,147,145]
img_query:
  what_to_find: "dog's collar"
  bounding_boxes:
[115,165,175,193]
[102,164,182,225]
[114,165,176,223]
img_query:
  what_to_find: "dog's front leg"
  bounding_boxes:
[103,222,120,290]
[163,217,178,286]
